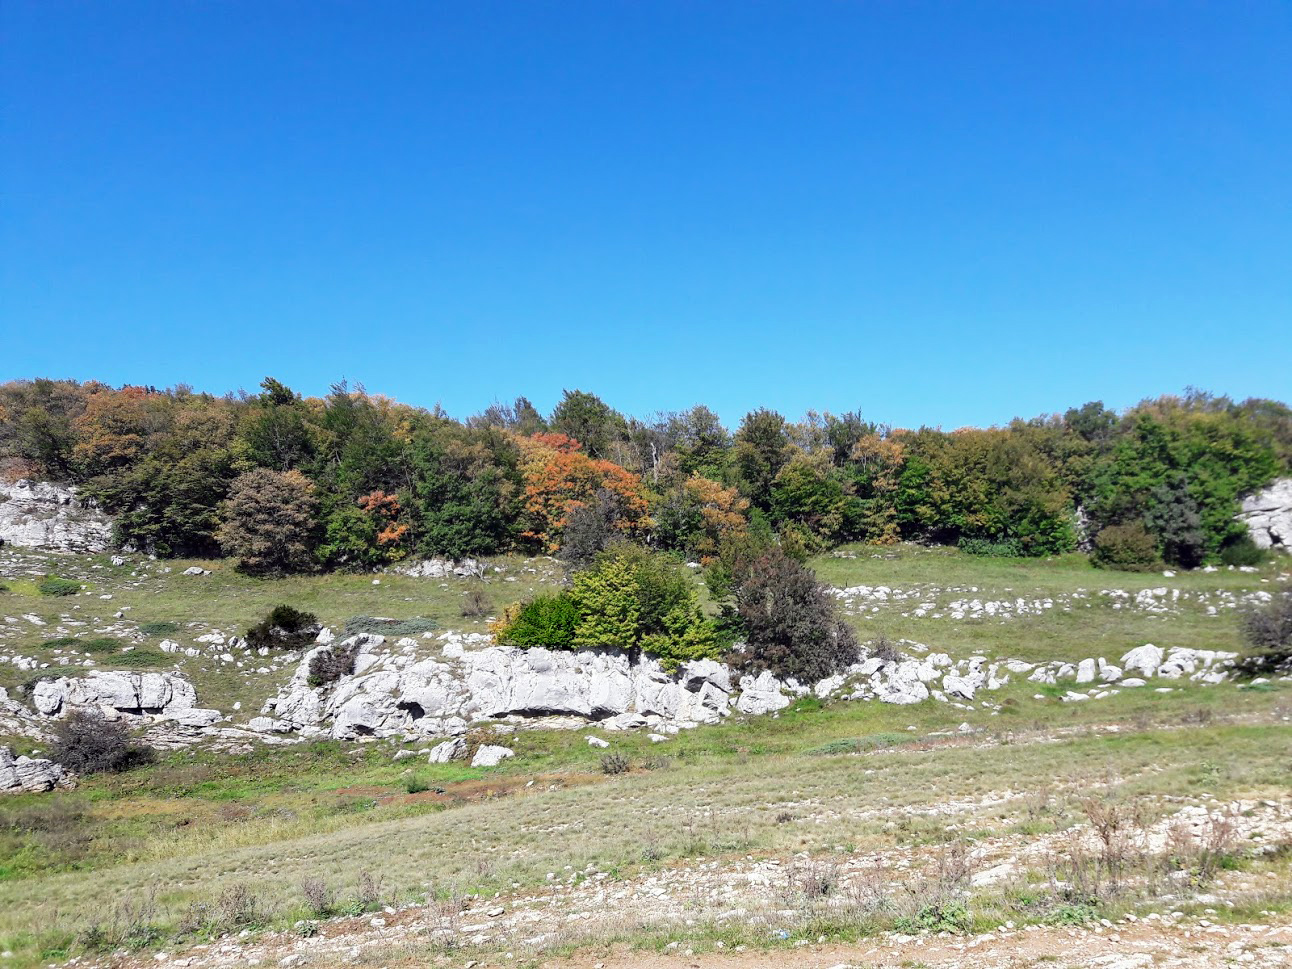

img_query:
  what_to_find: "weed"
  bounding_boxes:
[600,752,631,775]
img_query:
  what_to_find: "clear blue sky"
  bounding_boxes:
[3,2,1289,429]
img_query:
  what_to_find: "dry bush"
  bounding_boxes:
[783,857,841,903]
[51,708,154,775]
[460,583,491,620]
[355,869,385,911]
[300,876,334,917]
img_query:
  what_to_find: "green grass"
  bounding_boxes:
[0,544,1289,967]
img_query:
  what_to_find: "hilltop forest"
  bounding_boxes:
[0,379,1288,573]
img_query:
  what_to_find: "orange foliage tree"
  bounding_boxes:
[516,433,647,552]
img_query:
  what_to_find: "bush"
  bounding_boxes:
[599,752,631,775]
[38,576,81,597]
[1235,591,1292,675]
[492,593,579,649]
[306,642,359,687]
[957,536,1023,557]
[726,546,858,682]
[460,582,491,620]
[570,547,720,668]
[245,604,320,649]
[49,708,155,774]
[1219,534,1265,567]
[1091,522,1160,571]
[216,467,319,574]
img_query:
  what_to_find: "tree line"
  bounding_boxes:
[0,378,1288,572]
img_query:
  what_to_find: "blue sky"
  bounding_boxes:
[3,2,1289,429]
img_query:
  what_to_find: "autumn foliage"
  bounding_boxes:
[516,433,647,552]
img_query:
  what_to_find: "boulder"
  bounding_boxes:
[428,737,466,763]
[470,744,514,767]
[0,746,73,793]
[1120,644,1164,678]
[32,671,199,718]
[734,670,791,715]
[1238,478,1292,551]
[0,479,114,553]
[1075,658,1098,684]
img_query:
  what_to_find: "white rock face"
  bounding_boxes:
[1239,478,1292,551]
[0,745,73,793]
[264,633,760,740]
[31,671,203,719]
[0,479,114,553]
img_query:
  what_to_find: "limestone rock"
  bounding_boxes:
[1121,644,1164,678]
[0,746,73,793]
[470,744,513,767]
[1238,477,1292,551]
[32,671,198,719]
[428,738,466,763]
[0,479,114,553]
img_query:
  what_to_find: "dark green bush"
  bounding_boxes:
[495,593,579,649]
[38,576,81,597]
[245,605,320,649]
[1091,522,1160,571]
[958,536,1023,557]
[725,546,858,682]
[1219,534,1265,567]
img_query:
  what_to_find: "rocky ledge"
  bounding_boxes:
[0,744,73,794]
[0,478,114,553]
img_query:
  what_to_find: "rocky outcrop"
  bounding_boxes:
[0,479,114,553]
[1240,478,1292,552]
[0,745,73,793]
[30,671,219,725]
[259,630,1248,742]
[261,633,750,739]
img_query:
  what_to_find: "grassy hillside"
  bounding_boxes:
[0,545,1289,968]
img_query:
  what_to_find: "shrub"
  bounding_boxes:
[726,547,858,682]
[492,593,579,649]
[1091,522,1160,571]
[216,467,319,574]
[1235,591,1292,675]
[38,576,81,597]
[404,774,431,794]
[599,752,631,775]
[245,604,320,650]
[570,547,720,668]
[957,536,1023,557]
[49,708,155,774]
[307,642,359,687]
[299,877,334,918]
[460,582,491,620]
[1219,534,1265,567]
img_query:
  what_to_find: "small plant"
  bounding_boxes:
[894,901,971,934]
[1045,903,1096,926]
[460,583,491,620]
[1219,534,1265,567]
[307,642,359,688]
[49,708,155,774]
[245,604,320,649]
[38,576,81,597]
[404,774,431,794]
[599,752,631,775]
[870,635,903,664]
[299,877,334,917]
[354,869,385,911]
[216,883,264,931]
